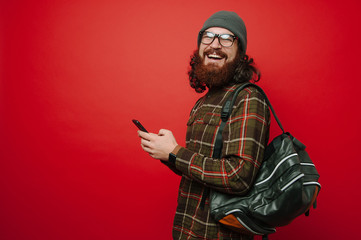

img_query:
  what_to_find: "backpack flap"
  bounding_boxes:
[250,134,314,227]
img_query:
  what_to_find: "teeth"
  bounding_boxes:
[208,54,222,59]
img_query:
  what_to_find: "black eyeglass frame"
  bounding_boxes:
[199,31,238,47]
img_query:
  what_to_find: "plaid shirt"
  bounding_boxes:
[168,84,270,240]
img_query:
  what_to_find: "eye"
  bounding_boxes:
[220,34,232,40]
[205,32,215,38]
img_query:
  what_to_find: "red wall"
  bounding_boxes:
[1,0,360,239]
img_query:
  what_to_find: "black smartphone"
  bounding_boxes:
[132,119,148,132]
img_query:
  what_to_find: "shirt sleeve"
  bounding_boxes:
[173,88,270,195]
[160,160,182,176]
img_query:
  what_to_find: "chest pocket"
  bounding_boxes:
[187,112,221,127]
[203,113,221,126]
[186,112,222,155]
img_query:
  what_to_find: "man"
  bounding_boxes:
[138,11,270,240]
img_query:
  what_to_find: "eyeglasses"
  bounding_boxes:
[200,31,238,47]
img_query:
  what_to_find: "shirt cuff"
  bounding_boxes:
[173,146,197,176]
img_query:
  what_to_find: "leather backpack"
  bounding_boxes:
[209,83,321,239]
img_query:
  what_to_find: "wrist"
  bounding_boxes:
[168,145,181,164]
[171,145,181,155]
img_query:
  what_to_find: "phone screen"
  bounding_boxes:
[132,119,148,132]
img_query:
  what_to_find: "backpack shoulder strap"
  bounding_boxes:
[213,83,285,159]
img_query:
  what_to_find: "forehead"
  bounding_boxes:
[204,27,234,35]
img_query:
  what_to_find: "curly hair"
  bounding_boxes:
[188,50,261,93]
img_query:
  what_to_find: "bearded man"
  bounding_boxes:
[137,11,270,240]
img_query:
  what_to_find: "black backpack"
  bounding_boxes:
[209,83,321,239]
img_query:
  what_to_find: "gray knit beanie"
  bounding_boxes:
[197,11,247,54]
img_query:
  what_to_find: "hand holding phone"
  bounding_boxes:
[132,119,148,133]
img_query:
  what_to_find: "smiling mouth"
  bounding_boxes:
[207,54,224,60]
[204,49,227,62]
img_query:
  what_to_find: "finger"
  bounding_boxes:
[141,143,153,154]
[138,130,152,140]
[158,129,170,136]
[140,138,152,148]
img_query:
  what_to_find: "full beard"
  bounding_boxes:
[193,49,239,89]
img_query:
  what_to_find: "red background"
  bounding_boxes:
[1,0,360,239]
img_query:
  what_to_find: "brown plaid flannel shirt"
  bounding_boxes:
[167,84,270,240]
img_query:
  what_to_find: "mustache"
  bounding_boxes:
[203,49,227,59]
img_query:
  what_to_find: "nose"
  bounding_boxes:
[209,37,222,49]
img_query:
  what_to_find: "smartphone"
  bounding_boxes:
[132,119,148,132]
